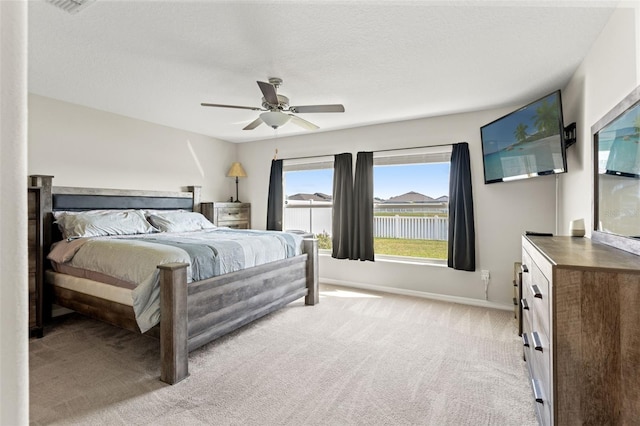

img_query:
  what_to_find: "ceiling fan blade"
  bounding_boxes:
[257,81,279,106]
[289,104,345,113]
[242,117,264,130]
[201,103,262,111]
[288,114,319,130]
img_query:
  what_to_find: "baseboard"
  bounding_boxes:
[320,278,513,311]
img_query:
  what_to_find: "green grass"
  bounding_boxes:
[316,231,332,250]
[316,232,447,260]
[374,237,447,260]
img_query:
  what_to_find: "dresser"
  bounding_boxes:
[201,202,251,229]
[521,235,640,425]
[28,186,44,338]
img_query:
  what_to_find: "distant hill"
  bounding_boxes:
[288,191,448,203]
[384,191,434,203]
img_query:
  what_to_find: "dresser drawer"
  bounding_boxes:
[531,376,552,426]
[520,291,533,338]
[526,325,552,425]
[523,317,553,425]
[529,261,550,339]
[522,250,550,338]
[529,327,551,398]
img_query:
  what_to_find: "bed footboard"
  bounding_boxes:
[158,238,318,385]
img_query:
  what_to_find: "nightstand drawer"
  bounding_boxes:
[216,207,250,222]
[219,222,249,229]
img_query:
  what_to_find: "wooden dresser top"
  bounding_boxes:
[524,235,640,274]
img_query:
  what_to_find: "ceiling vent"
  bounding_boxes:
[46,0,96,14]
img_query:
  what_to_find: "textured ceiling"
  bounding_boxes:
[28,1,619,143]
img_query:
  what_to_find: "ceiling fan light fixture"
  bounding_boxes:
[202,78,344,131]
[46,0,96,14]
[260,111,291,129]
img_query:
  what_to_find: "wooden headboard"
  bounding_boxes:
[29,175,202,257]
[51,187,196,212]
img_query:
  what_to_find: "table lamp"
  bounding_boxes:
[227,162,247,202]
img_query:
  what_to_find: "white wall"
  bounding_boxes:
[560,5,640,235]
[0,2,28,424]
[238,108,558,307]
[28,94,238,202]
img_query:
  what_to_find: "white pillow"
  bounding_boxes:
[148,211,216,233]
[54,209,158,240]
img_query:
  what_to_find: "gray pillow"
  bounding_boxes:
[148,211,216,233]
[54,209,158,240]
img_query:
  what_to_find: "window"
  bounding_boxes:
[283,157,334,251]
[373,146,452,262]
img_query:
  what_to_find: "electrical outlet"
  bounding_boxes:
[480,270,490,280]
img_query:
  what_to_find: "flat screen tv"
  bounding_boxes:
[480,90,567,184]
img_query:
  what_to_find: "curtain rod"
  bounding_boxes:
[373,142,454,154]
[275,142,456,162]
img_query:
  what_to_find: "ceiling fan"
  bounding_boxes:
[201,77,345,131]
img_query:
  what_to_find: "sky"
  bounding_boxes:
[284,162,450,200]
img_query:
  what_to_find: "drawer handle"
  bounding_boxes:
[531,379,544,404]
[532,331,543,352]
[531,284,543,299]
[521,299,529,310]
[521,264,529,273]
[522,333,530,348]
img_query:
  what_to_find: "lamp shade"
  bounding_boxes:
[260,111,291,129]
[227,162,247,178]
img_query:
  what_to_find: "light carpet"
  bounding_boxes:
[30,284,538,425]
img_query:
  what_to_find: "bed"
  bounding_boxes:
[31,175,318,385]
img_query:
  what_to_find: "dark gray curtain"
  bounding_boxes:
[353,151,374,261]
[266,159,283,231]
[448,143,475,271]
[332,153,353,259]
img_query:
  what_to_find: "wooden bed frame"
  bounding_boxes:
[30,175,318,385]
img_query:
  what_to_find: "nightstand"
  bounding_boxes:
[201,202,251,229]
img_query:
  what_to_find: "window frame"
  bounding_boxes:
[373,146,452,264]
[282,156,335,253]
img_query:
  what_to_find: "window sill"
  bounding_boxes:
[374,255,447,267]
[318,250,447,267]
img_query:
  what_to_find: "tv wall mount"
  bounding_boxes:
[564,122,577,148]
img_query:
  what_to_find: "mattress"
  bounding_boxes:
[47,228,304,332]
[46,270,134,307]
